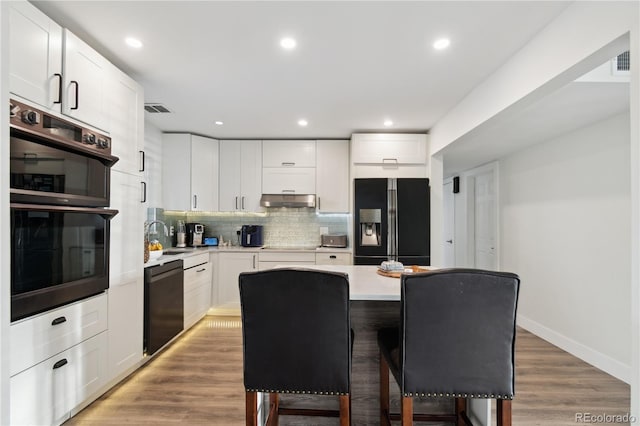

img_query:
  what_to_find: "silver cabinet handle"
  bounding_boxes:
[282,189,295,193]
[235,196,239,210]
[196,268,206,273]
[318,197,321,210]
[282,162,295,166]
[252,254,256,269]
[193,195,197,209]
[242,196,245,210]
[382,158,398,163]
[446,240,453,244]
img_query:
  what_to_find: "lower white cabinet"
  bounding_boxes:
[217,252,258,307]
[258,251,316,271]
[107,278,143,379]
[183,253,212,330]
[10,331,108,426]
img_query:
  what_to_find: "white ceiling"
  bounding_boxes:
[33,1,572,140]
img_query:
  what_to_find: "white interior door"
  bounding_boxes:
[474,169,497,270]
[443,181,455,267]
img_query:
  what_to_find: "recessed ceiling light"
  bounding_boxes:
[125,37,143,49]
[433,38,450,50]
[384,120,393,127]
[280,37,297,50]
[298,119,308,127]
[215,121,224,126]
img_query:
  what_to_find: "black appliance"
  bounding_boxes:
[144,260,184,355]
[9,99,119,322]
[185,223,204,247]
[354,178,430,266]
[241,225,263,247]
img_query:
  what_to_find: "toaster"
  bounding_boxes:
[321,234,347,248]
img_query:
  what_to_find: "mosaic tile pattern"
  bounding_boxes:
[153,208,349,248]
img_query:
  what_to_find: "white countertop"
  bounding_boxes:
[144,246,352,268]
[274,264,430,301]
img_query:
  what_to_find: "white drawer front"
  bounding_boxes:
[259,252,316,263]
[262,167,316,194]
[184,263,211,291]
[10,293,108,376]
[316,253,352,265]
[183,253,209,269]
[10,331,108,426]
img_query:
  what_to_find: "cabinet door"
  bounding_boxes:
[262,140,316,167]
[191,135,219,211]
[109,67,144,175]
[262,168,316,194]
[184,261,212,329]
[219,141,242,211]
[316,140,349,212]
[10,332,108,426]
[162,134,192,210]
[351,133,427,164]
[240,140,263,211]
[107,277,142,379]
[63,29,109,130]
[217,253,257,306]
[9,1,62,112]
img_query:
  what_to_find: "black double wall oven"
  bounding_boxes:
[9,99,119,322]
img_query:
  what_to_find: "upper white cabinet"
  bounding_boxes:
[351,133,427,165]
[108,67,144,175]
[316,140,349,212]
[262,140,316,167]
[262,168,316,194]
[9,1,63,112]
[163,134,219,211]
[219,140,262,212]
[62,29,110,131]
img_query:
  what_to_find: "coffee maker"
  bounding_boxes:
[186,223,204,246]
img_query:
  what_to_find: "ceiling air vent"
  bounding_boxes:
[144,103,172,113]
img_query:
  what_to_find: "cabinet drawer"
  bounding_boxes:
[184,263,211,291]
[263,140,316,167]
[10,331,108,426]
[183,253,210,269]
[262,167,315,194]
[316,253,352,265]
[259,252,316,263]
[10,293,108,377]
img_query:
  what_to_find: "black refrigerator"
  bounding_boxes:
[354,178,430,265]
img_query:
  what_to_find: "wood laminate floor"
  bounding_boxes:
[65,317,630,425]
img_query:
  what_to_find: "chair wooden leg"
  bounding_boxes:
[245,391,258,426]
[339,394,350,426]
[380,353,390,426]
[455,397,466,426]
[401,396,413,426]
[497,399,512,426]
[267,393,279,426]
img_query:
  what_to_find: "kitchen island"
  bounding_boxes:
[273,264,490,426]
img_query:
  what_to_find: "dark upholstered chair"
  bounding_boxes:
[377,268,520,426]
[239,268,352,426]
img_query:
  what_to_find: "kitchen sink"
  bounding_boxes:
[162,250,187,255]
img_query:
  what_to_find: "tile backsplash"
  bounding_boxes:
[149,208,349,248]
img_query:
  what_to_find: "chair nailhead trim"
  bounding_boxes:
[401,391,514,399]
[246,389,349,396]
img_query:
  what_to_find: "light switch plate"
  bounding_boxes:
[320,226,329,235]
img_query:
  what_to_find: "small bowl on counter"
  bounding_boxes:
[149,249,163,259]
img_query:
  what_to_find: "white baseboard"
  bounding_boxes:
[517,314,631,384]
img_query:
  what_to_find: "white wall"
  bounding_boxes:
[143,120,163,208]
[501,112,631,381]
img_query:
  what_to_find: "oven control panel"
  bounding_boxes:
[10,99,112,155]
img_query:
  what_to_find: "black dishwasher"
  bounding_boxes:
[144,260,184,355]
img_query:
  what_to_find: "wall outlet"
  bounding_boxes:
[319,226,329,235]
[169,226,175,237]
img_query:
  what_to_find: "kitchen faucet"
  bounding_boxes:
[145,220,169,239]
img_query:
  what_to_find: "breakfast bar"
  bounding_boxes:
[275,264,490,426]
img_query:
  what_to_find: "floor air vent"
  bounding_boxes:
[144,103,172,113]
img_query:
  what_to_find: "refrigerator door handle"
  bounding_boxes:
[388,180,398,261]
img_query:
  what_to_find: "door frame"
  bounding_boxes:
[443,177,456,267]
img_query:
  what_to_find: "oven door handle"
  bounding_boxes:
[10,203,119,218]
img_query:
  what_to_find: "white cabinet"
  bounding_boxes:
[9,294,108,426]
[219,140,262,212]
[316,140,349,212]
[10,331,108,426]
[8,1,63,112]
[262,167,316,194]
[217,252,258,307]
[183,253,212,330]
[315,252,352,265]
[108,67,144,175]
[62,29,110,131]
[163,134,219,211]
[258,251,316,270]
[262,140,316,167]
[262,140,316,195]
[351,133,427,165]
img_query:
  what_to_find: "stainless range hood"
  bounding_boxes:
[260,194,316,208]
